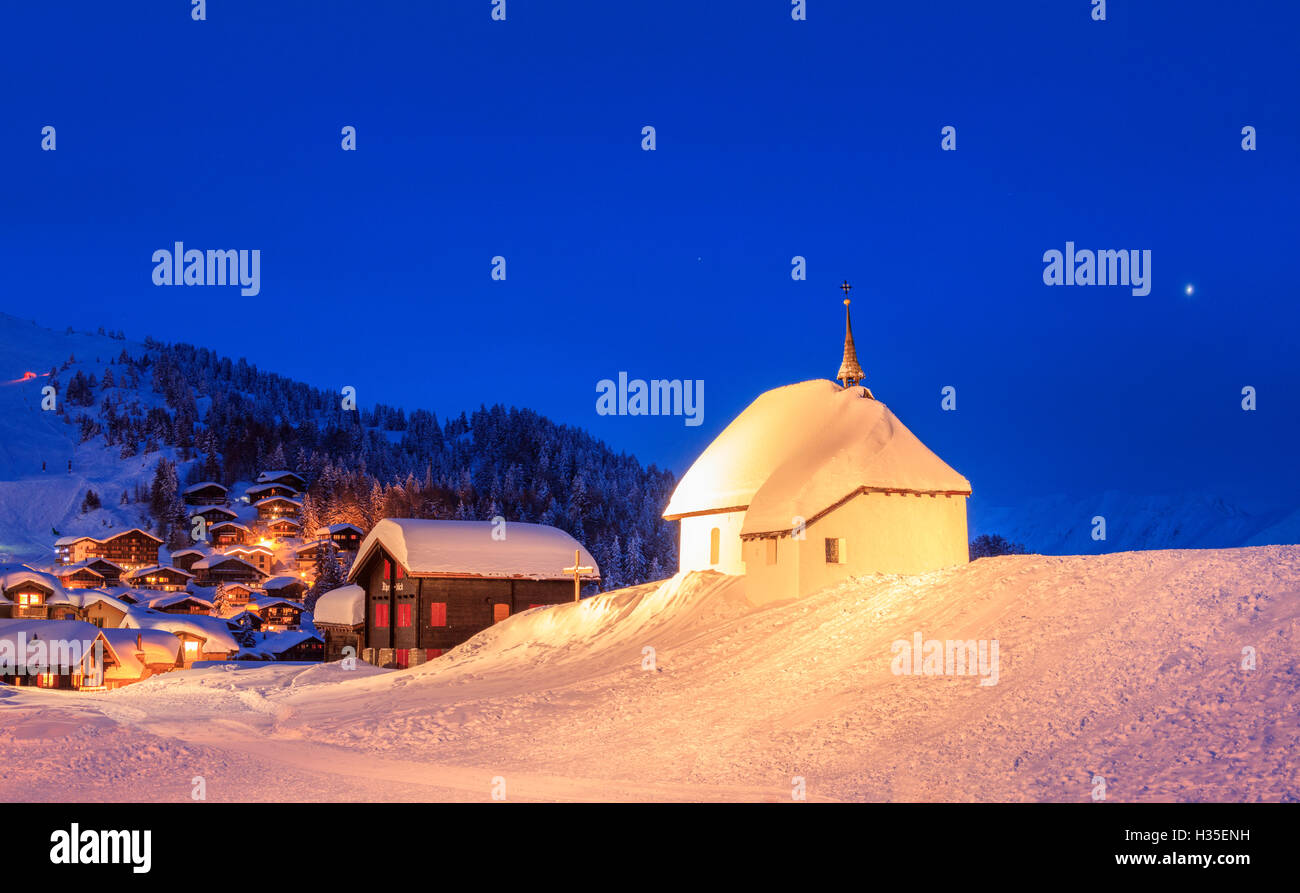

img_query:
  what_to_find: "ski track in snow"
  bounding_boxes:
[2,548,1298,802]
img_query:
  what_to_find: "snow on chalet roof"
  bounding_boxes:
[0,564,69,598]
[183,481,228,494]
[348,519,600,582]
[0,618,107,669]
[317,522,364,534]
[120,611,240,653]
[147,592,212,610]
[257,470,302,483]
[127,565,195,579]
[262,576,303,590]
[313,584,364,626]
[254,496,302,509]
[662,380,972,529]
[53,527,163,547]
[192,554,260,572]
[100,627,182,666]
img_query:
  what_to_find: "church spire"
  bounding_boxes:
[836,280,867,390]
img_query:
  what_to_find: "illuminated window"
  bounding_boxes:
[825,537,846,564]
[709,527,720,565]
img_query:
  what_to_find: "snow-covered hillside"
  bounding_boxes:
[0,315,171,563]
[2,547,1296,802]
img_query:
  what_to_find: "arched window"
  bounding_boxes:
[709,527,721,565]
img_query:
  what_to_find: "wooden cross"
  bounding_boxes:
[562,549,594,602]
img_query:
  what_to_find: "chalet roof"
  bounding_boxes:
[268,517,302,527]
[247,482,298,496]
[147,592,213,611]
[0,564,67,598]
[100,627,182,666]
[126,565,195,580]
[258,630,322,655]
[347,519,600,582]
[0,619,110,671]
[663,380,972,527]
[317,523,364,535]
[119,610,240,653]
[257,470,305,485]
[192,554,263,572]
[210,521,252,532]
[183,481,229,495]
[191,506,237,518]
[64,557,126,572]
[313,584,365,627]
[248,596,304,611]
[253,496,302,509]
[170,547,211,559]
[53,528,163,547]
[294,539,329,555]
[262,576,304,590]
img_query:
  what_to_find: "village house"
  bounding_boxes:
[254,496,301,522]
[169,547,210,574]
[0,567,68,620]
[100,628,184,681]
[210,521,252,546]
[223,544,274,575]
[75,592,133,629]
[257,470,307,492]
[213,582,259,616]
[348,518,599,668]
[124,565,194,592]
[246,481,299,503]
[54,528,164,572]
[315,523,365,553]
[120,612,241,667]
[663,293,971,605]
[313,584,364,662]
[266,517,302,540]
[191,505,238,527]
[0,619,128,691]
[248,596,304,631]
[192,554,266,587]
[146,592,215,615]
[182,481,229,506]
[54,563,109,590]
[294,540,329,574]
[262,576,307,603]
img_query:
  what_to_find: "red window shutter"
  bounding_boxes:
[383,559,391,578]
[375,603,389,627]
[528,604,543,609]
[397,603,412,628]
[395,649,409,669]
[430,603,447,627]
[395,564,405,580]
[425,648,442,660]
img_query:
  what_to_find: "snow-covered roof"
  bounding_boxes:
[257,630,321,655]
[120,611,240,653]
[317,523,364,535]
[348,519,600,582]
[192,554,261,572]
[54,528,163,547]
[247,482,297,495]
[248,596,303,611]
[183,481,228,494]
[262,575,303,590]
[257,470,303,484]
[313,584,365,627]
[0,618,106,669]
[147,592,212,610]
[100,627,182,666]
[254,496,302,509]
[126,565,194,581]
[0,564,68,598]
[210,521,251,532]
[663,380,971,529]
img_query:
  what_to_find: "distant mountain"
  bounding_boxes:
[970,490,1300,555]
[0,313,678,588]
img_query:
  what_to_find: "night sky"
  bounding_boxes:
[2,1,1296,516]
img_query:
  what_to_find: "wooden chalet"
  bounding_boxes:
[263,631,324,662]
[266,517,301,540]
[192,554,266,587]
[55,564,108,590]
[257,470,307,491]
[224,545,274,575]
[191,505,238,527]
[246,481,299,503]
[124,565,194,592]
[315,523,365,553]
[0,568,65,620]
[55,529,163,571]
[313,584,364,662]
[170,547,209,574]
[249,596,304,631]
[182,481,229,506]
[294,539,328,573]
[78,592,132,629]
[263,576,307,603]
[347,519,600,668]
[254,496,301,522]
[0,620,125,691]
[210,521,251,546]
[147,592,214,615]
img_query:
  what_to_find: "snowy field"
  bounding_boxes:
[1,546,1297,802]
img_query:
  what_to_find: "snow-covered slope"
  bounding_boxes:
[0,314,166,563]
[2,547,1296,802]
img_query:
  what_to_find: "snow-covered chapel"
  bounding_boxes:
[662,287,972,604]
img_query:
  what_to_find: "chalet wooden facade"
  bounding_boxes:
[257,470,307,491]
[347,519,599,669]
[266,517,302,539]
[251,598,304,631]
[55,529,163,571]
[255,496,301,522]
[247,482,299,503]
[1,578,54,619]
[124,565,194,592]
[210,521,251,546]
[192,554,265,587]
[182,481,229,506]
[55,565,107,589]
[170,548,208,574]
[191,506,238,527]
[224,545,273,574]
[315,523,365,553]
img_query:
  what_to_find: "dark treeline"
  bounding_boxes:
[60,339,679,591]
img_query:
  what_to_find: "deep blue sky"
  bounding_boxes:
[2,1,1296,514]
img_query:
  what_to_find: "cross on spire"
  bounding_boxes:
[840,280,852,298]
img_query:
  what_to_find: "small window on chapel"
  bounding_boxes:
[709,527,721,565]
[825,537,846,564]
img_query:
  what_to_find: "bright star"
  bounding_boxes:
[1184,284,1194,296]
